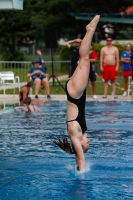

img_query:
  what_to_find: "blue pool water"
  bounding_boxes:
[0,100,133,200]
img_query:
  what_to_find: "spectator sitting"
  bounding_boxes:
[27,58,51,99]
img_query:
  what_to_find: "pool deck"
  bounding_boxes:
[0,94,133,105]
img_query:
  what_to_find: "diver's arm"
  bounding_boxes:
[70,135,85,171]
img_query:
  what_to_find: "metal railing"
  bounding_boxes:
[0,60,123,86]
[0,60,71,84]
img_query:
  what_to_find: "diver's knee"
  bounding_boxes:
[80,56,89,63]
[84,56,90,62]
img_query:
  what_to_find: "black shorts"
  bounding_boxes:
[32,77,46,82]
[89,70,96,82]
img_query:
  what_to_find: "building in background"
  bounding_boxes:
[0,0,23,10]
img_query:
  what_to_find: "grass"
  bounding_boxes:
[0,75,125,96]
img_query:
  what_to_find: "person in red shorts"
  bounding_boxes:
[100,37,119,98]
[121,43,132,96]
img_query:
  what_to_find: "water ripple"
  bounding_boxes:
[0,101,133,199]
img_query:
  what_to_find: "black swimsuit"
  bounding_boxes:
[65,80,87,133]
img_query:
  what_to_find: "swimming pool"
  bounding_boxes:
[0,100,133,200]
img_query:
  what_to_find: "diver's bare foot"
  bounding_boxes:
[86,15,100,32]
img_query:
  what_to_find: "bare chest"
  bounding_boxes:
[104,50,116,56]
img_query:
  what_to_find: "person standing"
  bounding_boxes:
[120,43,132,96]
[89,44,98,99]
[53,15,100,171]
[131,48,133,84]
[66,38,82,76]
[36,48,47,71]
[100,37,119,98]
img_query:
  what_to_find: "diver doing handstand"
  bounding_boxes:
[53,15,100,171]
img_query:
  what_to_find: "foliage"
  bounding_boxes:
[0,0,133,60]
[59,45,71,60]
[92,43,105,59]
[0,0,35,59]
[112,43,127,55]
[59,42,130,61]
[2,50,25,61]
[31,0,133,40]
[116,30,131,40]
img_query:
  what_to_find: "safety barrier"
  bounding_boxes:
[0,60,123,91]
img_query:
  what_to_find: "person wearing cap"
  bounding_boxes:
[27,58,51,99]
[121,43,132,96]
[66,38,82,76]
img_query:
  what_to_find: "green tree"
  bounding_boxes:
[0,0,133,61]
[0,1,36,60]
[31,0,133,40]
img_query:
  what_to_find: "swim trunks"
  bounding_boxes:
[65,80,87,133]
[102,65,117,81]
